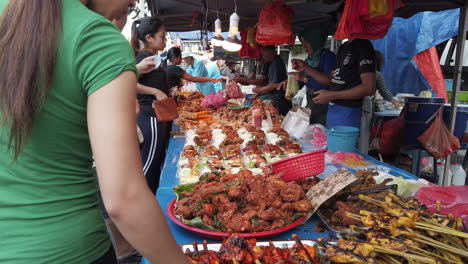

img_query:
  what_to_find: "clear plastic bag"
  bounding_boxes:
[285,75,299,100]
[417,108,461,159]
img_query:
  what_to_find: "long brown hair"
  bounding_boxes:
[0,0,62,157]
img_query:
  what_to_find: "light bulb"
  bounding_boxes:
[228,13,240,37]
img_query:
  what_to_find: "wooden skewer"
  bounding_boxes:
[440,233,468,251]
[292,234,316,264]
[415,234,468,258]
[381,255,403,264]
[437,248,463,263]
[408,245,459,264]
[373,245,436,264]
[415,222,468,239]
[232,258,238,264]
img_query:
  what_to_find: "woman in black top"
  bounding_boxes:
[131,17,170,194]
[166,47,220,89]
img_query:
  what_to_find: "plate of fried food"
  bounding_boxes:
[168,169,319,240]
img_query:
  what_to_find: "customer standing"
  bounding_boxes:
[0,0,188,264]
[166,47,221,89]
[290,26,336,125]
[182,51,215,95]
[291,38,376,128]
[131,17,172,194]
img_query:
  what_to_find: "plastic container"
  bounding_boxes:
[252,107,263,128]
[451,163,467,186]
[325,126,360,153]
[442,104,468,142]
[403,96,445,146]
[269,149,326,181]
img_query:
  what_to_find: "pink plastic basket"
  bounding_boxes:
[270,149,326,181]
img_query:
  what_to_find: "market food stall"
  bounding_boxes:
[140,92,461,264]
[134,0,468,263]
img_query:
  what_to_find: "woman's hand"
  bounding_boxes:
[391,99,403,108]
[291,59,306,72]
[210,78,222,83]
[153,89,168,100]
[137,56,156,75]
[288,72,305,82]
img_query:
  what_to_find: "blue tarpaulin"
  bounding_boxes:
[372,9,460,95]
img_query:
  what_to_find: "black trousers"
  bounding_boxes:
[137,112,172,194]
[91,247,116,264]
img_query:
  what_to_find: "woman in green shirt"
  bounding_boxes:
[0,1,188,264]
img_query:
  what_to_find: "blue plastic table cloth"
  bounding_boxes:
[141,137,418,264]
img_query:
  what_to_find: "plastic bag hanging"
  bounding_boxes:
[256,0,295,46]
[239,28,261,59]
[417,108,460,160]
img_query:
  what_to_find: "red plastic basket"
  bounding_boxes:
[270,149,327,181]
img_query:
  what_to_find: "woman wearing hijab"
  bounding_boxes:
[290,26,336,125]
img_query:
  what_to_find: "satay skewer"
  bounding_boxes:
[414,234,468,258]
[292,234,316,264]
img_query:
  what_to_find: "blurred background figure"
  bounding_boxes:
[182,51,215,95]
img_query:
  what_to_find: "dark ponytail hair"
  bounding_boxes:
[131,16,164,55]
[0,0,62,157]
[167,47,182,63]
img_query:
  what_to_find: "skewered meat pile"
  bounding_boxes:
[319,170,393,229]
[175,170,318,233]
[185,234,320,264]
[320,192,468,263]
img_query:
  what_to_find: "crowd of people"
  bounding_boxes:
[0,0,403,263]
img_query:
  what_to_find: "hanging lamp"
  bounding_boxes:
[211,0,224,47]
[222,0,241,52]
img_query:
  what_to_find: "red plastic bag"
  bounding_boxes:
[202,90,226,109]
[414,47,448,102]
[335,0,394,40]
[239,28,261,59]
[417,108,460,159]
[379,116,405,155]
[415,185,468,228]
[225,80,243,99]
[256,0,295,46]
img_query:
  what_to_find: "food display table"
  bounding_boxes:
[141,137,418,264]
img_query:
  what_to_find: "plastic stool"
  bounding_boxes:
[395,146,438,181]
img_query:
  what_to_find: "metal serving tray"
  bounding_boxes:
[316,184,398,239]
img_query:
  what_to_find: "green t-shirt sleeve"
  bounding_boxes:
[74,20,137,96]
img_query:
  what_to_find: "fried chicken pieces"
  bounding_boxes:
[175,171,316,233]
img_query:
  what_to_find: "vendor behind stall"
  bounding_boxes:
[234,59,269,87]
[291,38,376,128]
[182,51,215,95]
[290,26,336,125]
[253,45,292,116]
